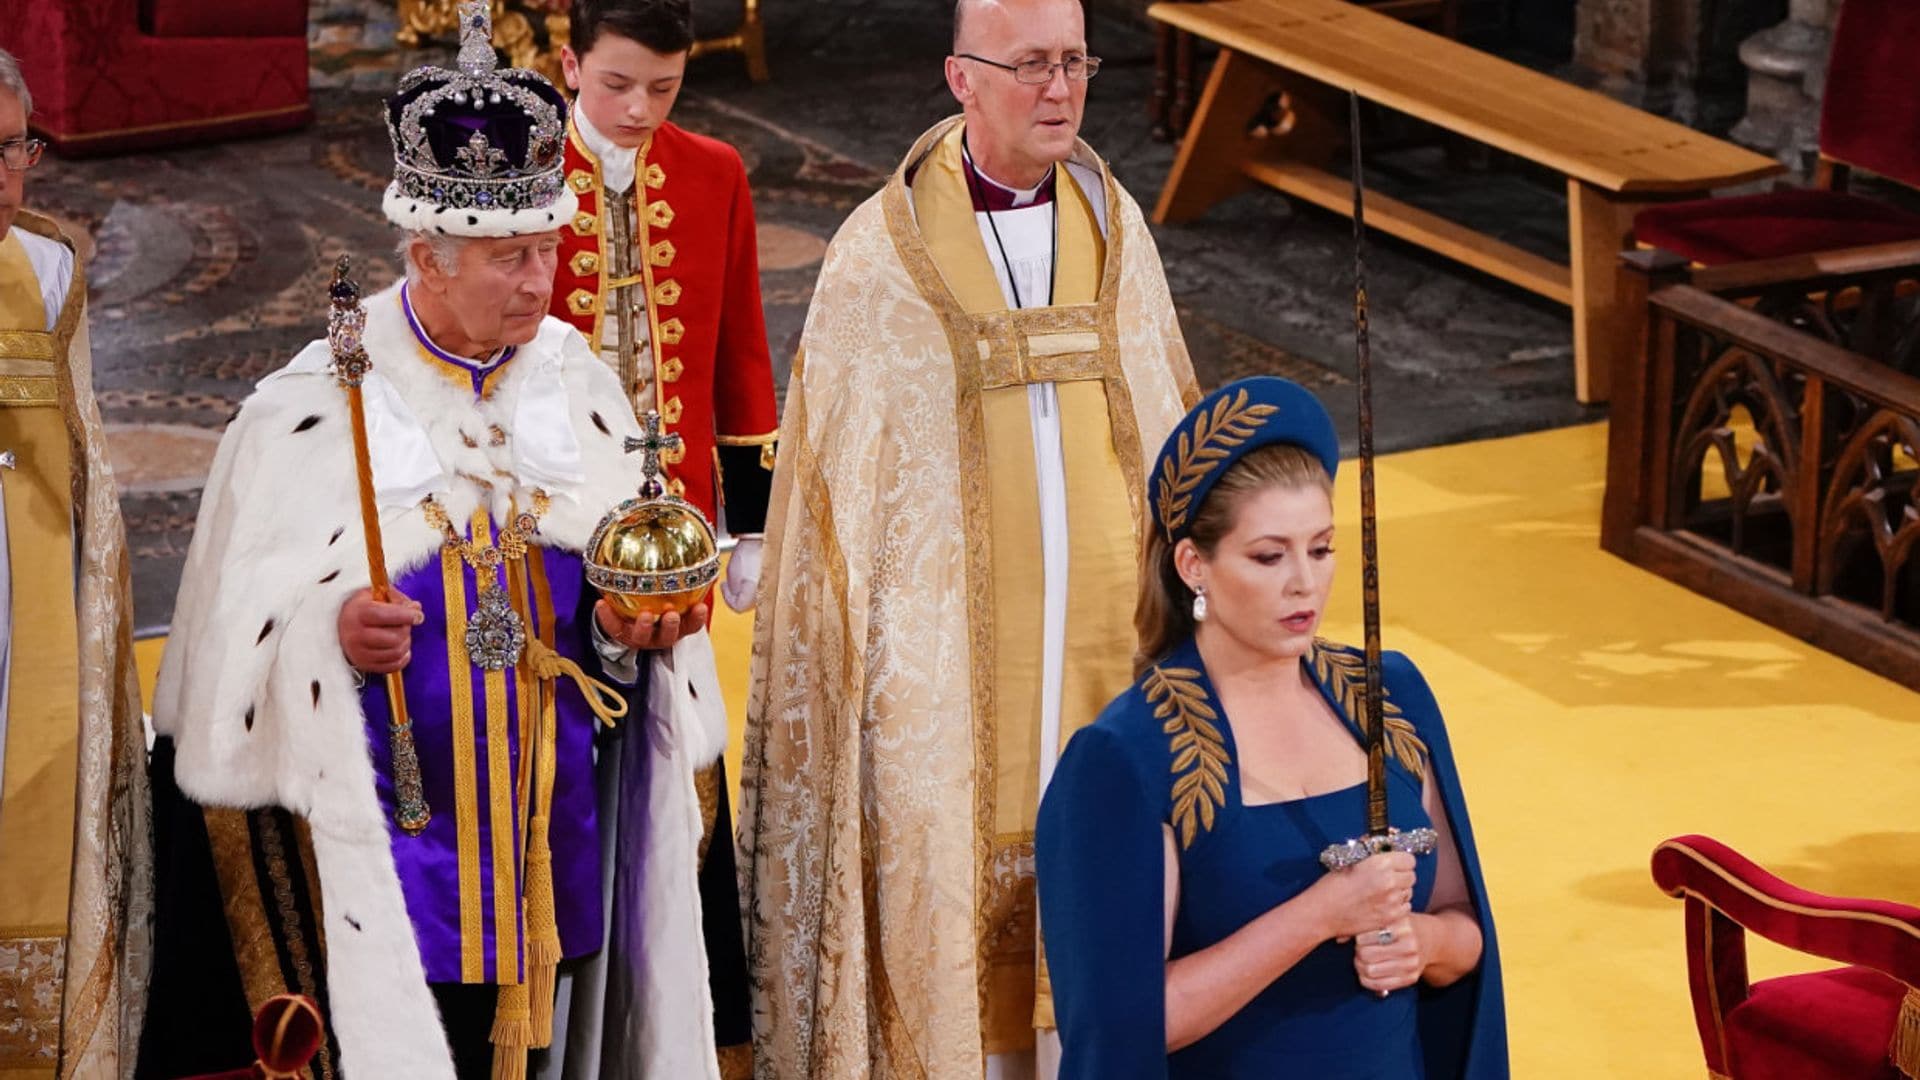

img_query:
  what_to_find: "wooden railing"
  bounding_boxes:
[1604,242,1920,690]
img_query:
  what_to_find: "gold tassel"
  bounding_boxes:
[525,811,562,1047]
[1893,986,1920,1080]
[490,980,533,1080]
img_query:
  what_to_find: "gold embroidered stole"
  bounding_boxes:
[0,225,83,1073]
[907,124,1141,1052]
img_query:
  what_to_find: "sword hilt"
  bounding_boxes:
[1319,826,1439,872]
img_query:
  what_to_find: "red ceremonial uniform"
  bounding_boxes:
[550,119,779,533]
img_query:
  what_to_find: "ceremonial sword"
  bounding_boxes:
[328,256,431,835]
[1318,93,1437,873]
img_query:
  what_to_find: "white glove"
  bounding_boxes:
[721,537,763,613]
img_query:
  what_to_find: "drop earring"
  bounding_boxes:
[1191,586,1208,622]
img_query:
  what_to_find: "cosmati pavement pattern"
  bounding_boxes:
[44,0,1753,629]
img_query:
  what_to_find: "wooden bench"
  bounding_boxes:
[1147,0,1786,403]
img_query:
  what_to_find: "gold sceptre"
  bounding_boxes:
[328,256,431,835]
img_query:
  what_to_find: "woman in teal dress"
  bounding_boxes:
[1035,376,1506,1078]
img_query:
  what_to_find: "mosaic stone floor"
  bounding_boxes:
[43,0,1637,628]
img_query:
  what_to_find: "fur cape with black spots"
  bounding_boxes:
[149,281,729,1077]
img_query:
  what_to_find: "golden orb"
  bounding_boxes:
[585,412,720,617]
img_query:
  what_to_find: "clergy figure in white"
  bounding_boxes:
[737,1,1199,1076]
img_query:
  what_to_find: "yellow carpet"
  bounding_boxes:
[134,422,1920,1076]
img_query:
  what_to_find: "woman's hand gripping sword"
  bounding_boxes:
[329,256,431,835]
[1319,94,1437,874]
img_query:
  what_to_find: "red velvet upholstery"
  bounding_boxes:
[0,0,310,157]
[1631,0,1920,268]
[1651,835,1920,1079]
[1821,0,1920,186]
[142,0,306,41]
[1727,967,1906,1080]
[1633,189,1920,265]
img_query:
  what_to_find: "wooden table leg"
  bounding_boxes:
[1173,28,1196,139]
[1153,49,1297,224]
[1152,23,1173,141]
[1567,180,1651,405]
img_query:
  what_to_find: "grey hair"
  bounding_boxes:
[395,230,464,281]
[0,48,31,118]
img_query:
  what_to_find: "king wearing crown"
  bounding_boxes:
[139,7,728,1077]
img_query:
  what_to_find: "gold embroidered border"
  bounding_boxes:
[0,934,64,1067]
[882,124,1154,1052]
[629,138,674,448]
[715,430,779,446]
[0,337,56,364]
[255,813,332,1080]
[881,165,1001,1041]
[782,392,928,1078]
[205,808,291,1017]
[475,512,520,983]
[14,212,90,513]
[442,543,485,983]
[565,124,612,352]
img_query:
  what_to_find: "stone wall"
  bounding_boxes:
[1574,0,1785,132]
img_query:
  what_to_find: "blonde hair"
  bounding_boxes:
[1133,443,1333,676]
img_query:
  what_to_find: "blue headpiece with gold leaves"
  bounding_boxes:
[1152,376,1340,542]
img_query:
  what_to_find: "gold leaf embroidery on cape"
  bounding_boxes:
[1309,640,1428,781]
[1146,665,1229,849]
[1154,388,1279,535]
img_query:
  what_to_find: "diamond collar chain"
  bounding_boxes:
[421,490,551,572]
[421,490,552,671]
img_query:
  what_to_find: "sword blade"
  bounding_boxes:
[1349,90,1390,839]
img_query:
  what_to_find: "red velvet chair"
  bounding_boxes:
[1650,836,1920,1080]
[0,0,311,157]
[175,994,325,1080]
[1632,0,1920,264]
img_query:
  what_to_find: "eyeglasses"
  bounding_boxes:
[0,138,45,172]
[956,53,1102,85]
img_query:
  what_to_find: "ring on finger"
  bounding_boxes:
[1375,929,1393,945]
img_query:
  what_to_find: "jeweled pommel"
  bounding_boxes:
[585,411,720,618]
[326,255,372,387]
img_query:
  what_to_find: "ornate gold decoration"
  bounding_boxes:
[643,163,667,190]
[652,280,682,306]
[648,240,677,268]
[571,211,598,236]
[662,395,684,424]
[646,200,675,229]
[567,288,596,315]
[661,357,684,382]
[567,169,594,193]
[1154,387,1279,537]
[421,492,552,670]
[586,411,720,617]
[689,0,771,83]
[1146,665,1229,849]
[658,317,685,346]
[569,250,599,277]
[1309,641,1427,780]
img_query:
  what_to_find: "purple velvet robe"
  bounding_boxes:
[359,293,610,985]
